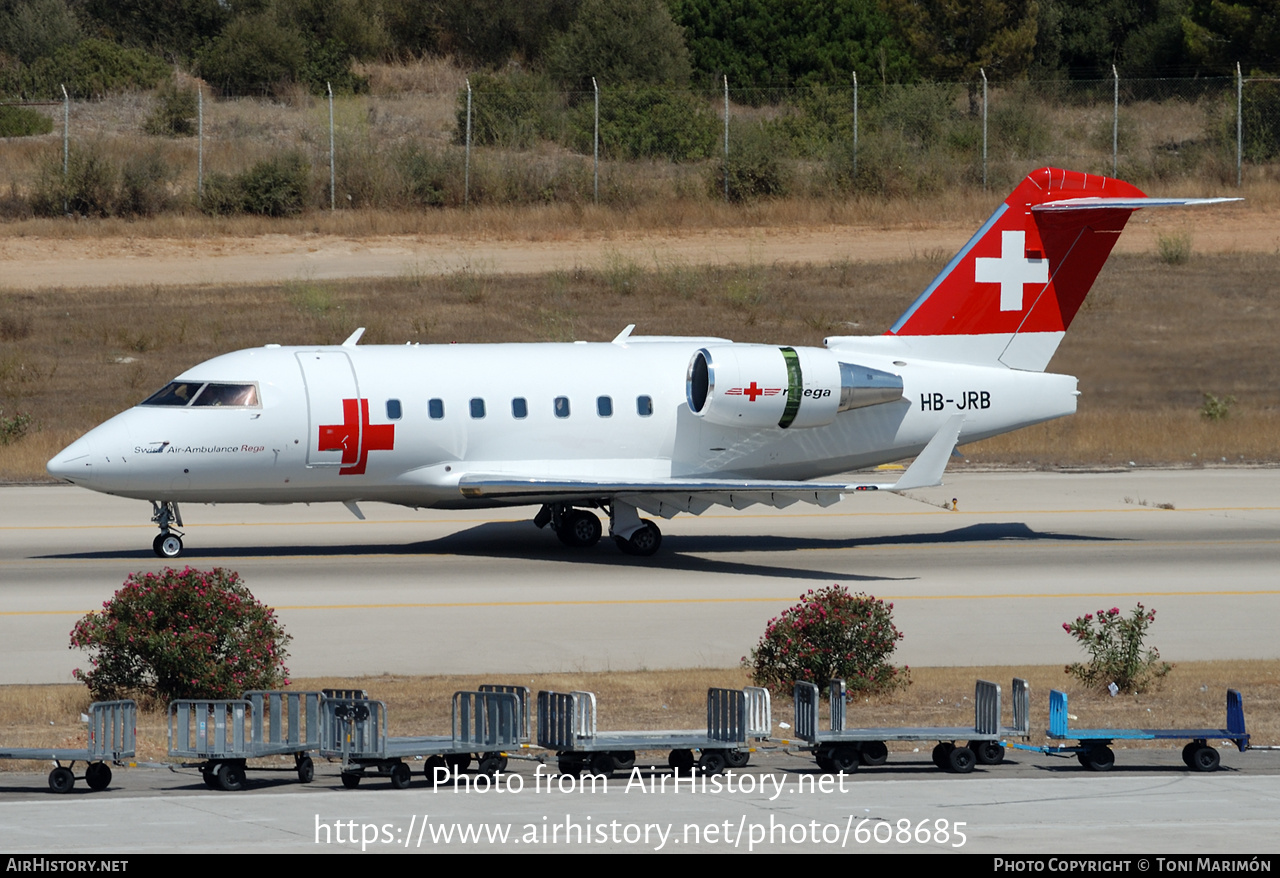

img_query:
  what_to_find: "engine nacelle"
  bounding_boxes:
[685,345,903,429]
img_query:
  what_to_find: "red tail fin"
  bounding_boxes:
[888,168,1146,370]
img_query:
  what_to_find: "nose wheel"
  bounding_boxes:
[153,532,184,558]
[150,500,185,558]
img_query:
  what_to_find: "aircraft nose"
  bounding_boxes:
[47,434,95,484]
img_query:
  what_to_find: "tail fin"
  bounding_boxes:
[887,167,1236,371]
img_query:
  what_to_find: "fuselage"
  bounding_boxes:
[46,336,1078,509]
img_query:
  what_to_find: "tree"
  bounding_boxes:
[888,0,1038,100]
[69,567,291,706]
[547,0,692,92]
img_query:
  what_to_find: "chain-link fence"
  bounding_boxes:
[1,68,1276,219]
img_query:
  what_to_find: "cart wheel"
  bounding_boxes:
[586,752,615,778]
[697,750,727,776]
[557,756,581,778]
[948,746,976,773]
[724,749,750,769]
[424,755,449,780]
[445,753,472,773]
[815,753,835,772]
[48,766,75,794]
[1181,741,1199,767]
[612,751,637,771]
[478,754,505,777]
[216,761,245,791]
[85,762,112,791]
[296,756,315,784]
[971,740,1005,765]
[931,742,954,770]
[668,749,695,775]
[1082,745,1115,772]
[340,772,361,789]
[1190,745,1220,772]
[201,765,219,789]
[390,762,412,789]
[860,740,889,766]
[480,751,508,772]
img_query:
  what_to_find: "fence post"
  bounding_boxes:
[1112,64,1119,177]
[723,75,729,202]
[327,81,335,210]
[1237,61,1243,187]
[980,68,987,190]
[197,83,203,204]
[465,77,472,208]
[852,71,858,179]
[61,84,68,214]
[593,76,599,205]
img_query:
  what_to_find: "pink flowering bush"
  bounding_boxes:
[69,567,291,706]
[1062,603,1172,694]
[744,586,909,695]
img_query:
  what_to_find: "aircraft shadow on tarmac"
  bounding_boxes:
[44,520,1121,582]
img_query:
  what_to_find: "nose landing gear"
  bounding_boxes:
[150,500,185,558]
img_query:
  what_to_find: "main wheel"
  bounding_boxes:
[216,761,245,791]
[390,762,412,789]
[557,510,602,548]
[340,772,361,789]
[668,749,695,774]
[931,742,955,770]
[971,740,1005,766]
[724,749,750,768]
[48,766,75,794]
[828,745,860,773]
[616,521,662,556]
[860,740,889,766]
[296,756,315,784]
[948,746,976,773]
[1082,745,1115,772]
[85,762,112,791]
[1190,745,1220,772]
[611,751,637,771]
[153,532,183,559]
[697,750,727,775]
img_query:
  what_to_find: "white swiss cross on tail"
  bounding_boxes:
[974,230,1048,311]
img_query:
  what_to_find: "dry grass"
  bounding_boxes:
[3,250,1278,481]
[2,661,1276,771]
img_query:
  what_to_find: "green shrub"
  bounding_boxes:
[202,153,311,216]
[570,85,717,161]
[200,14,308,96]
[1200,392,1235,421]
[1156,230,1192,265]
[0,104,53,137]
[69,567,291,706]
[144,79,198,137]
[26,38,167,99]
[119,150,176,216]
[31,142,118,217]
[0,408,33,445]
[459,70,564,149]
[1063,604,1172,694]
[717,122,789,202]
[745,585,909,695]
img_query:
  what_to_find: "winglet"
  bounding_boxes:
[612,324,636,344]
[889,414,964,492]
[342,328,366,347]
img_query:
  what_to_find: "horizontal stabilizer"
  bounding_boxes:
[1034,196,1241,212]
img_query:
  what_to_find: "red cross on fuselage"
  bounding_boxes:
[744,381,763,402]
[318,398,395,475]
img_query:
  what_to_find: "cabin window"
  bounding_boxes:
[512,397,528,419]
[386,399,402,420]
[470,398,486,419]
[597,396,613,417]
[428,398,445,419]
[637,395,653,417]
[554,396,571,419]
[190,383,259,407]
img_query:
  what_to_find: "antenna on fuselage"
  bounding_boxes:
[342,327,366,347]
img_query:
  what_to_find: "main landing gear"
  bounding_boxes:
[150,500,185,558]
[534,500,663,556]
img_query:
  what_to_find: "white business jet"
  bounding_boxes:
[46,168,1234,558]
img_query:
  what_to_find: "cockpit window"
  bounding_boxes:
[142,382,260,408]
[191,384,259,407]
[141,382,202,406]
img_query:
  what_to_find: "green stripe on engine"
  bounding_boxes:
[778,347,802,428]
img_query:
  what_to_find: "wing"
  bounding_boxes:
[457,415,964,518]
